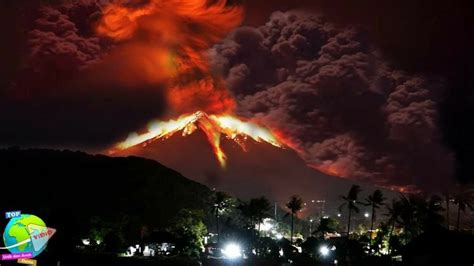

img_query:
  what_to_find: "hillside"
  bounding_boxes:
[0,148,212,253]
[115,129,398,213]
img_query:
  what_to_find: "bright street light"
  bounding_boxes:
[222,243,242,259]
[364,212,370,218]
[319,245,330,257]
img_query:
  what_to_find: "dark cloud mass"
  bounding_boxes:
[211,11,454,191]
[0,0,167,149]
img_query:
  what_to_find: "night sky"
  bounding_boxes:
[1,0,472,195]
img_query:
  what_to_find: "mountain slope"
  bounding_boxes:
[0,148,212,247]
[115,129,397,214]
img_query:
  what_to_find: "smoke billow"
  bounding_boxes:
[95,0,243,114]
[211,11,454,191]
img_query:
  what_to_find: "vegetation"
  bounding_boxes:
[238,196,271,233]
[339,185,362,236]
[210,191,233,242]
[453,188,474,230]
[364,190,386,235]
[170,209,207,257]
[285,195,304,244]
[0,148,212,255]
[313,217,338,238]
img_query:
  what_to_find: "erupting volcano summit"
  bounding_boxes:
[111,111,284,167]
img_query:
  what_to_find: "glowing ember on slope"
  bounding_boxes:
[111,111,284,167]
[309,163,348,178]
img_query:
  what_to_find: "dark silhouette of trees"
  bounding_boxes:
[386,198,403,240]
[453,188,474,230]
[443,190,452,229]
[339,185,362,236]
[387,194,444,244]
[239,197,271,234]
[364,190,386,236]
[364,190,386,253]
[210,191,232,243]
[286,195,303,244]
[313,217,338,239]
[423,195,445,231]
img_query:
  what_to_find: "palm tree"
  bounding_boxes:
[397,194,422,238]
[386,198,403,239]
[443,190,452,229]
[239,197,271,234]
[364,190,386,236]
[211,191,231,242]
[453,188,474,230]
[396,194,444,239]
[339,185,362,236]
[423,195,445,230]
[286,195,303,244]
[252,197,271,232]
[385,198,405,254]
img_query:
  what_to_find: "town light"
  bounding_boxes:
[319,245,330,257]
[222,242,242,259]
[257,218,274,231]
[364,212,370,218]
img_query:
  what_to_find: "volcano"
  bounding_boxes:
[110,111,285,167]
[112,115,397,213]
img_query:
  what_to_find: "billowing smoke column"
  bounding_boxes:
[98,0,287,167]
[95,0,243,114]
[211,11,454,192]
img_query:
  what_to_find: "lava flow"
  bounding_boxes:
[111,111,284,167]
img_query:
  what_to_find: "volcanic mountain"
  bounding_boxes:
[113,112,397,213]
[110,111,284,168]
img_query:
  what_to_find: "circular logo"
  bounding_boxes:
[3,214,53,258]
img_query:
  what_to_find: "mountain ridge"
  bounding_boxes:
[114,128,398,215]
[0,147,212,234]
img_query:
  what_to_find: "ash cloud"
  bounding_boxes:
[211,11,454,191]
[0,0,166,149]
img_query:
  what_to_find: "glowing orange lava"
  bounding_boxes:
[110,111,284,167]
[310,163,348,177]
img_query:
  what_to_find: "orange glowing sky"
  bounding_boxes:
[96,0,243,114]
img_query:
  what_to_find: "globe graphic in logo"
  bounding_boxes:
[3,214,48,258]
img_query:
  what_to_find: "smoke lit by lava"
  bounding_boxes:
[98,1,289,167]
[95,0,242,114]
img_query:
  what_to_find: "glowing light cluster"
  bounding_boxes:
[222,242,242,259]
[111,111,284,167]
